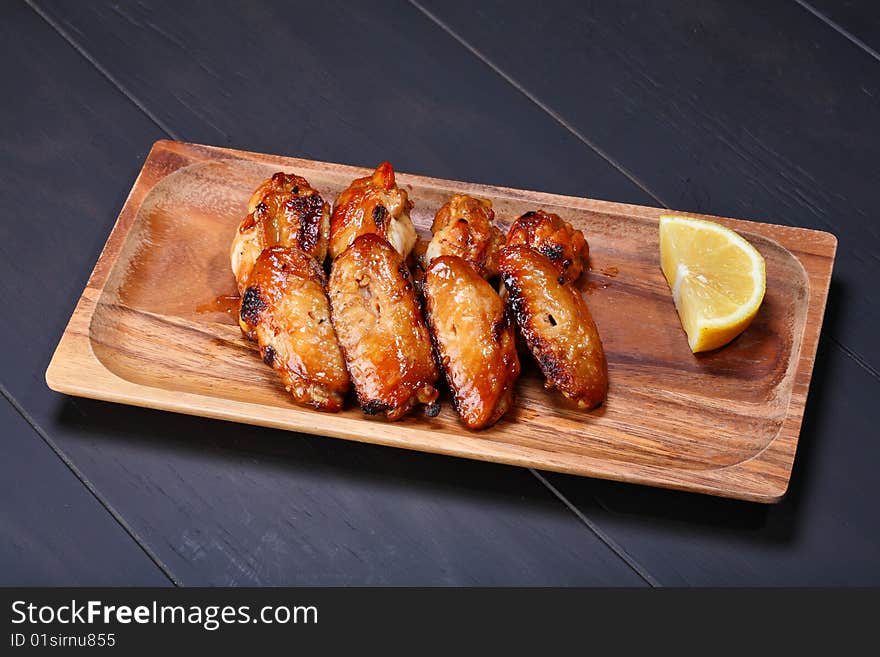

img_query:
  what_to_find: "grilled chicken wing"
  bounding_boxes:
[410,237,431,296]
[329,162,417,260]
[239,247,350,411]
[423,195,505,279]
[230,172,330,292]
[329,234,439,420]
[506,210,589,284]
[499,246,607,409]
[424,256,520,429]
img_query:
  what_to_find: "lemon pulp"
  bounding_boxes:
[659,215,766,353]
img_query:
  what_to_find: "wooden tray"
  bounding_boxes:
[46,140,836,503]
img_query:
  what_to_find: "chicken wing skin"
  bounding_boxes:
[424,256,520,429]
[506,210,589,284]
[329,162,417,260]
[499,246,607,409]
[329,233,439,420]
[230,172,330,292]
[239,246,350,411]
[423,195,505,279]
[410,237,431,297]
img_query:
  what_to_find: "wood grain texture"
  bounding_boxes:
[0,396,169,586]
[46,141,836,502]
[417,0,880,584]
[803,0,880,56]
[541,337,880,585]
[3,2,646,585]
[418,0,880,375]
[31,0,653,206]
[15,0,876,585]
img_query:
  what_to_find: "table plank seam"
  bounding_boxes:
[411,0,880,390]
[795,0,880,64]
[25,0,184,142]
[409,0,667,207]
[0,382,181,586]
[23,0,664,585]
[22,0,861,582]
[529,470,660,587]
[830,335,880,381]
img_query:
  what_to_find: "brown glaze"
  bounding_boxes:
[424,256,520,429]
[329,162,416,260]
[230,172,330,292]
[506,210,589,284]
[195,294,241,317]
[583,280,611,294]
[328,233,439,420]
[423,194,505,279]
[499,246,607,409]
[411,237,431,295]
[239,247,349,411]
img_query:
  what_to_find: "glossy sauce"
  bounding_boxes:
[196,294,241,317]
[583,280,611,294]
[581,264,618,293]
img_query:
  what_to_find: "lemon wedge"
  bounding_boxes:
[659,215,766,353]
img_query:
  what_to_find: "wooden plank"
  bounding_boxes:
[2,1,647,585]
[0,395,170,585]
[31,0,654,207]
[417,0,880,376]
[29,0,878,582]
[803,0,880,56]
[47,141,835,502]
[44,398,651,585]
[537,338,880,585]
[416,0,880,584]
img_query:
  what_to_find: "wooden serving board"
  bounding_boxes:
[46,140,836,503]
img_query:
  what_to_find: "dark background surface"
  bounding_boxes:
[1,0,877,586]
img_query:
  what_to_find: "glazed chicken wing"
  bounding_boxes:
[329,234,439,420]
[506,210,589,284]
[424,256,520,429]
[329,162,417,260]
[239,247,350,411]
[410,237,432,296]
[423,195,505,279]
[230,172,330,292]
[499,246,607,409]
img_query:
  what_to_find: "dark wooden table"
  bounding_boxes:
[2,0,878,586]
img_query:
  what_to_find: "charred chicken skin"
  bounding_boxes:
[499,246,607,409]
[423,195,505,279]
[329,233,439,420]
[239,247,350,411]
[424,256,520,429]
[506,210,589,284]
[230,172,330,292]
[329,162,417,260]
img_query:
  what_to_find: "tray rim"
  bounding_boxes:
[45,140,838,503]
